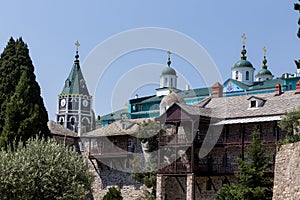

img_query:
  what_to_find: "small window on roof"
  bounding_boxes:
[250,100,256,108]
[235,71,238,80]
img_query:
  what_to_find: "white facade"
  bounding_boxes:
[231,67,255,85]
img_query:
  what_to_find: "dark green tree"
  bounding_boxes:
[0,37,49,148]
[279,109,300,134]
[0,137,94,199]
[103,187,123,200]
[217,131,273,200]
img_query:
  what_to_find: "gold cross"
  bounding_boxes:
[75,40,80,51]
[167,50,171,59]
[241,33,246,44]
[263,46,267,56]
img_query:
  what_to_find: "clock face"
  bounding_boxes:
[60,99,66,107]
[82,99,89,107]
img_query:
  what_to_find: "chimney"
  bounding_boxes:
[186,84,190,91]
[211,82,223,98]
[295,81,300,94]
[275,84,282,96]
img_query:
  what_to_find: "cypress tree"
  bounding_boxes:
[0,37,50,148]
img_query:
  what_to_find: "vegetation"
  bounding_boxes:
[277,109,300,147]
[279,109,300,134]
[103,187,123,200]
[0,37,49,149]
[132,120,160,199]
[217,131,273,200]
[0,137,93,199]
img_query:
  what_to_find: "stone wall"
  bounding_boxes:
[273,142,300,200]
[87,158,150,200]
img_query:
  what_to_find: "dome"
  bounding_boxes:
[160,92,185,106]
[256,68,272,76]
[161,67,176,76]
[232,60,254,69]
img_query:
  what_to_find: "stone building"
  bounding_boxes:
[154,82,300,200]
[80,118,155,199]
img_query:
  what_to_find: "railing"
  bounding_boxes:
[158,162,240,175]
[88,145,135,158]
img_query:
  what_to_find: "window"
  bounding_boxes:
[245,71,249,80]
[235,71,238,80]
[250,100,256,108]
[289,83,293,90]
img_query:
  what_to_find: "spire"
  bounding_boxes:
[241,33,247,60]
[262,47,268,69]
[167,50,171,67]
[75,40,80,62]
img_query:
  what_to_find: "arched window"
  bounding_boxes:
[245,71,249,80]
[235,71,238,80]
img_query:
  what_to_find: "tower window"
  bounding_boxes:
[246,71,249,80]
[65,79,71,87]
[235,71,238,80]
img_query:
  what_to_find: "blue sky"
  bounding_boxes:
[0,0,299,120]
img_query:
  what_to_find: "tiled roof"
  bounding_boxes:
[83,118,155,137]
[47,120,78,137]
[205,90,300,119]
[168,90,300,120]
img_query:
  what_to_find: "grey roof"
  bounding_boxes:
[166,90,300,120]
[204,90,300,119]
[83,118,155,137]
[160,92,185,106]
[48,120,78,137]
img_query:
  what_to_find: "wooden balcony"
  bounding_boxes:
[88,145,135,159]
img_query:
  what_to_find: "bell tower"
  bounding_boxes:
[56,41,93,135]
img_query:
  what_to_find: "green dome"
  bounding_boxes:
[232,60,254,69]
[256,68,272,76]
[161,67,176,76]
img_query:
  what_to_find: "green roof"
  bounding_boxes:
[161,66,176,76]
[141,95,165,103]
[61,57,90,96]
[101,108,127,121]
[256,68,273,76]
[249,78,283,91]
[178,88,210,98]
[232,59,254,69]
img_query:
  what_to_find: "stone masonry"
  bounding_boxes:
[273,142,300,200]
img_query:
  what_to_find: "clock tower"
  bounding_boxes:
[56,41,93,135]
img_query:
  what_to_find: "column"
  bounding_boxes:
[186,173,195,200]
[156,174,166,200]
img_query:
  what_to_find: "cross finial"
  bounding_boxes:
[75,40,80,51]
[242,33,246,45]
[263,46,267,56]
[167,50,171,59]
[167,50,171,67]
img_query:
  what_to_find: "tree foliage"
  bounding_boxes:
[0,37,49,149]
[0,137,93,199]
[103,187,123,200]
[278,108,300,134]
[217,131,273,200]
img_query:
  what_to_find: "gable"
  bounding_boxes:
[223,79,246,93]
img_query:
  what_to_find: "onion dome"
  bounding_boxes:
[161,51,177,76]
[255,47,273,78]
[232,45,254,69]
